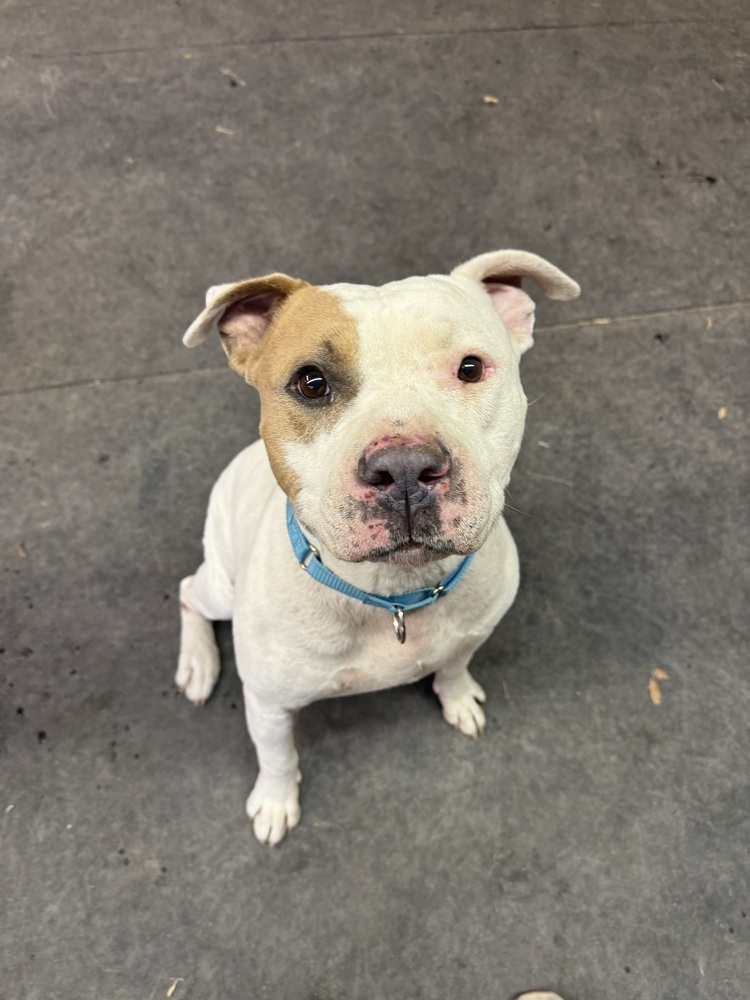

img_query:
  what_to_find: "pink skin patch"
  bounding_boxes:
[360,519,391,549]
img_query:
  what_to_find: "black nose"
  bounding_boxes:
[357,443,451,517]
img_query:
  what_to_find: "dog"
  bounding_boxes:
[176,249,579,845]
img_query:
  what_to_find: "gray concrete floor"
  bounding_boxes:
[1,4,749,999]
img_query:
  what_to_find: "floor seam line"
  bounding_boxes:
[5,17,749,61]
[2,299,748,399]
[0,365,231,398]
[537,298,750,334]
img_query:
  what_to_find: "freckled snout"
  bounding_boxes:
[357,439,451,517]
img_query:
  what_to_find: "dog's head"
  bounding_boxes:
[184,251,579,565]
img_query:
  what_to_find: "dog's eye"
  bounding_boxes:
[457,356,484,383]
[296,367,330,400]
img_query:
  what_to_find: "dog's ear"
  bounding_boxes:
[183,273,309,375]
[452,250,580,355]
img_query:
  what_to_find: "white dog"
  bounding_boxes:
[176,250,579,845]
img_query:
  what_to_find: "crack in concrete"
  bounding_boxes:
[1,299,748,399]
[5,17,750,62]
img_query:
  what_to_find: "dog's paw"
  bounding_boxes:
[434,674,486,738]
[515,993,566,1000]
[175,633,220,706]
[246,773,302,846]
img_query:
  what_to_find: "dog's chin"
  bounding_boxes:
[323,526,490,566]
[357,540,461,567]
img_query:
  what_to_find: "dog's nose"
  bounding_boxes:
[357,442,451,516]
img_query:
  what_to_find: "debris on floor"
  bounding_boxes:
[220,67,247,87]
[649,667,670,705]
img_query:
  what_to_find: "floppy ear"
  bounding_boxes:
[182,273,309,375]
[451,250,580,356]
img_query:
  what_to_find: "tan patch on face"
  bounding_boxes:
[246,286,361,499]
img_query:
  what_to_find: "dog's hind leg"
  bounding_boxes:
[175,567,230,706]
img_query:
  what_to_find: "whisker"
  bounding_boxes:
[504,503,533,517]
[527,394,545,407]
[503,490,533,517]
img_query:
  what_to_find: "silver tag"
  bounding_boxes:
[392,607,406,643]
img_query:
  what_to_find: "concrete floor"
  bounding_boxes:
[2,4,749,999]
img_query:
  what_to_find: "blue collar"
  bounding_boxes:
[286,499,475,643]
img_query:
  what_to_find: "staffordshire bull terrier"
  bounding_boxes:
[176,249,579,844]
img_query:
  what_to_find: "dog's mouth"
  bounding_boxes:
[309,484,490,566]
[358,538,459,566]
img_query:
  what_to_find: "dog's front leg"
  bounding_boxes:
[243,688,301,846]
[433,654,487,738]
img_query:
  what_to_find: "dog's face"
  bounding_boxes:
[184,251,579,565]
[249,277,528,566]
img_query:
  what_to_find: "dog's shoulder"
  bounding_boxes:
[212,439,276,501]
[204,440,280,557]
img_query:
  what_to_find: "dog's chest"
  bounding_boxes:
[326,614,438,696]
[308,598,487,700]
[231,500,519,708]
[240,582,479,704]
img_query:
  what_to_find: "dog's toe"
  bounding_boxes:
[470,678,487,704]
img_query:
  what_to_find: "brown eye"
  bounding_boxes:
[296,367,330,400]
[457,356,484,383]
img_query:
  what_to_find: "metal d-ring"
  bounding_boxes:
[299,542,321,570]
[392,607,406,644]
